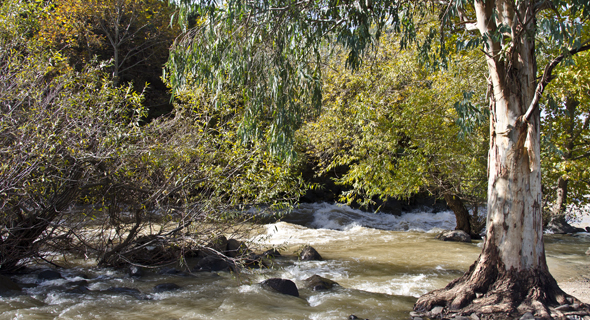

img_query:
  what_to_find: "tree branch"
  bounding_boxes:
[523,44,590,122]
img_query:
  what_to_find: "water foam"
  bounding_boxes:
[286,203,456,232]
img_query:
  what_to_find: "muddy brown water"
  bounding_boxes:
[1,203,589,319]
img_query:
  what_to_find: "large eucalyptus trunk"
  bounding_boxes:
[414,0,583,318]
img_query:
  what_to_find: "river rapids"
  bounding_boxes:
[1,203,589,319]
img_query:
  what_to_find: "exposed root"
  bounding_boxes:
[414,250,588,319]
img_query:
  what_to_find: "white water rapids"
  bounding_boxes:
[1,203,589,319]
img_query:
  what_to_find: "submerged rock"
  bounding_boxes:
[153,283,180,293]
[106,287,141,295]
[436,230,471,242]
[298,245,322,260]
[260,278,299,297]
[65,285,89,294]
[37,269,63,281]
[304,275,339,291]
[0,275,21,296]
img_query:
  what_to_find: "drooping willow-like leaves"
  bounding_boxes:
[166,0,431,158]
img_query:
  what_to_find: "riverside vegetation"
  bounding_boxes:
[1,0,590,319]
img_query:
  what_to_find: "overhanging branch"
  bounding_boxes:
[523,43,590,122]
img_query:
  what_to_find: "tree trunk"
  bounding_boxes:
[443,193,472,236]
[552,175,568,217]
[414,0,584,318]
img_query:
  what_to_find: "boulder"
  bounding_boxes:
[436,230,471,242]
[298,245,322,261]
[304,275,339,291]
[262,249,281,258]
[37,269,63,281]
[65,285,89,294]
[547,216,580,234]
[0,275,21,296]
[209,235,228,253]
[225,239,248,258]
[260,278,299,297]
[193,255,232,272]
[153,283,180,293]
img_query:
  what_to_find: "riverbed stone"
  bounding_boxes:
[520,312,535,320]
[153,283,180,293]
[193,255,232,272]
[209,235,228,253]
[298,245,322,260]
[106,287,141,295]
[38,269,63,281]
[436,230,471,242]
[225,239,248,258]
[260,278,299,297]
[586,247,590,255]
[0,275,21,296]
[430,306,444,316]
[262,249,281,258]
[65,285,89,294]
[304,275,339,291]
[469,313,480,320]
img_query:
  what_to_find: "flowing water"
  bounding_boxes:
[1,203,589,320]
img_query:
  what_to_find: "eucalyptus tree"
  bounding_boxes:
[167,0,590,317]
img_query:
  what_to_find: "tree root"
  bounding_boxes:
[414,259,589,319]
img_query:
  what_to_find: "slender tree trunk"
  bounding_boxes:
[443,193,472,236]
[552,175,568,217]
[414,0,583,318]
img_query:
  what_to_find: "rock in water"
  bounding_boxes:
[209,235,228,253]
[37,270,63,281]
[193,255,232,272]
[436,230,471,242]
[298,245,322,260]
[153,283,180,293]
[262,248,281,258]
[260,278,299,297]
[225,239,248,258]
[0,275,21,296]
[304,275,338,291]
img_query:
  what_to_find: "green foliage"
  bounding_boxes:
[167,0,438,158]
[541,51,590,216]
[298,35,488,207]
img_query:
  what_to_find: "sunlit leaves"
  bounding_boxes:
[298,35,488,207]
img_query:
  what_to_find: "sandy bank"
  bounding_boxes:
[560,280,590,304]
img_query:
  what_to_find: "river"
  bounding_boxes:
[1,203,589,319]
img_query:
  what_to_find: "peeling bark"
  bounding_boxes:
[413,0,589,318]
